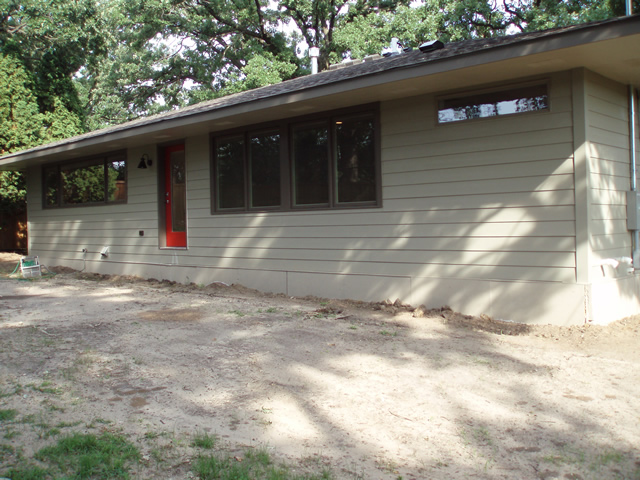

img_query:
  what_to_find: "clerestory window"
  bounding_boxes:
[437,83,549,123]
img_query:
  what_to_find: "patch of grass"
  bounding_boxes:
[0,408,18,422]
[86,417,112,429]
[144,430,161,440]
[0,443,16,461]
[56,420,82,428]
[2,465,50,480]
[542,446,586,466]
[4,429,20,440]
[19,414,37,425]
[192,431,217,449]
[593,450,624,467]
[43,427,61,439]
[33,432,140,479]
[27,381,61,395]
[193,447,333,480]
[0,384,23,398]
[46,403,65,413]
[228,310,246,317]
[379,330,398,337]
[472,426,493,446]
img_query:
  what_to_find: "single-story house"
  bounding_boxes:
[2,15,640,325]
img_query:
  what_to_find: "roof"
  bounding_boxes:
[2,14,639,168]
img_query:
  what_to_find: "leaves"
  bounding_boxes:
[0,0,630,134]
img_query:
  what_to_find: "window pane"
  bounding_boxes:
[170,150,186,232]
[216,136,245,209]
[336,116,376,203]
[250,132,280,208]
[61,160,105,205]
[438,84,548,123]
[44,167,59,207]
[107,159,127,202]
[293,125,329,206]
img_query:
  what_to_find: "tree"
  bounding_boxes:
[0,0,109,130]
[1,0,633,133]
[74,0,632,130]
[0,53,83,216]
[0,55,43,155]
[75,0,415,128]
[0,1,99,217]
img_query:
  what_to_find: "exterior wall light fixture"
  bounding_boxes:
[138,154,153,169]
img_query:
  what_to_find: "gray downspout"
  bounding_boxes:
[628,1,639,267]
[630,86,639,267]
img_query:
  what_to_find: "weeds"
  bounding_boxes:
[4,429,20,440]
[379,330,398,337]
[27,381,61,395]
[86,417,112,429]
[0,409,18,422]
[192,431,217,449]
[192,446,332,480]
[35,432,140,478]
[0,444,16,462]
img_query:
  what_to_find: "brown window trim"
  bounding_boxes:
[210,104,381,215]
[42,150,128,209]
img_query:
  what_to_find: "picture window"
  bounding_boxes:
[43,152,127,208]
[211,106,380,213]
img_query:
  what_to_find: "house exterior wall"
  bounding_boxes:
[27,70,596,325]
[27,143,162,271]
[583,70,640,323]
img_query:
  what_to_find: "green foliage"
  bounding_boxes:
[192,446,332,480]
[34,432,140,479]
[2,466,50,480]
[192,431,218,449]
[0,0,109,126]
[0,52,83,215]
[0,408,17,421]
[333,0,629,61]
[0,55,43,155]
[0,171,26,214]
[0,0,631,134]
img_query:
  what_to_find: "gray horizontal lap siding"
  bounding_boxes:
[28,72,577,289]
[183,71,577,284]
[586,72,633,269]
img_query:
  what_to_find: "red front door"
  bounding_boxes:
[164,145,187,247]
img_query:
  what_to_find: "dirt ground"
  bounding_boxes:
[1,252,639,479]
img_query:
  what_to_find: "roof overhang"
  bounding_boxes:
[2,15,639,171]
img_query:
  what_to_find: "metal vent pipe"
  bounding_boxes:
[309,47,320,75]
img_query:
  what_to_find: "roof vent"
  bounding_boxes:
[419,40,445,53]
[382,38,403,57]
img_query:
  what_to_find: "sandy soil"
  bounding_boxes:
[1,252,639,479]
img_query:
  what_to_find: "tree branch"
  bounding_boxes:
[502,0,527,32]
